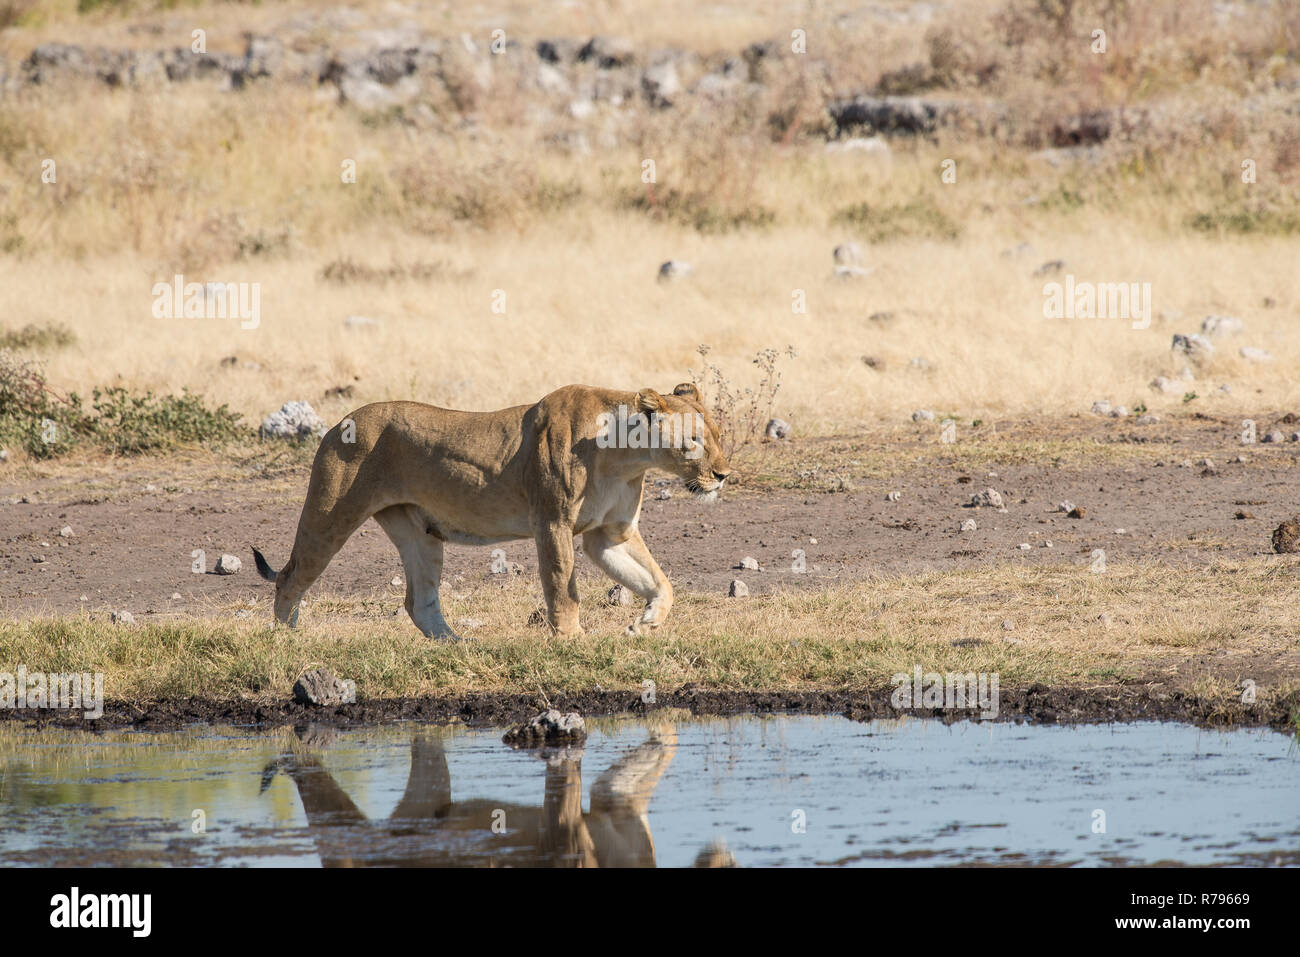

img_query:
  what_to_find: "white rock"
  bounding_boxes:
[215,554,242,575]
[1136,414,1159,425]
[1090,400,1111,415]
[1171,333,1214,363]
[261,401,327,440]
[1201,314,1244,337]
[971,488,1004,509]
[728,579,749,597]
[657,260,694,282]
[1109,406,1128,418]
[825,136,890,157]
[833,242,863,265]
[1150,376,1177,394]
[59,525,73,537]
[833,264,873,279]
[885,490,901,502]
[912,409,935,422]
[960,518,977,532]
[765,418,792,440]
[1239,346,1274,362]
[736,556,760,571]
[1262,430,1285,443]
[1017,543,1031,550]
[111,610,136,626]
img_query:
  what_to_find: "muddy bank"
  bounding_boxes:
[3,683,1295,734]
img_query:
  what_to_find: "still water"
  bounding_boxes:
[0,715,1295,866]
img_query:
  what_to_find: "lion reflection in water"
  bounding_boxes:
[262,724,735,868]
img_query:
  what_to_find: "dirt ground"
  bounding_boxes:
[1,416,1297,617]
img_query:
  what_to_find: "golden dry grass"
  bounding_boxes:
[0,0,1295,457]
[1,558,1295,707]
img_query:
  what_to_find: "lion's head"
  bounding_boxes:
[632,383,733,500]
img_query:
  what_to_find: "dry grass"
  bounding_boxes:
[1,558,1295,707]
[0,1,1295,462]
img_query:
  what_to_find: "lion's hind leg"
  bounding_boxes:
[374,505,460,640]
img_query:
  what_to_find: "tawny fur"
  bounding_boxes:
[253,383,732,639]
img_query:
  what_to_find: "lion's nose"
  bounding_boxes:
[712,468,731,483]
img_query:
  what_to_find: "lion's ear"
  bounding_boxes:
[672,382,701,402]
[635,389,665,414]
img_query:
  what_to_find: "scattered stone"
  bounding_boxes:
[1239,346,1274,362]
[833,264,873,279]
[292,668,352,707]
[1233,454,1248,464]
[1090,400,1111,416]
[503,709,586,747]
[728,579,749,598]
[970,488,1004,509]
[59,525,73,537]
[912,409,935,422]
[861,355,885,371]
[607,584,634,606]
[1136,414,1159,425]
[1235,511,1254,520]
[1016,542,1031,550]
[1272,518,1300,554]
[1150,376,1177,394]
[110,610,136,626]
[170,592,181,600]
[1219,384,1232,394]
[657,487,672,500]
[1001,619,1015,631]
[260,400,326,440]
[885,490,901,502]
[765,418,791,440]
[391,575,403,587]
[1200,314,1243,337]
[1097,612,1113,628]
[1056,501,1075,513]
[735,556,760,570]
[214,553,242,575]
[960,518,977,532]
[1262,430,1285,444]
[1109,406,1128,418]
[657,260,693,282]
[833,242,863,265]
[1067,506,1086,519]
[1171,333,1214,363]
[1199,458,1215,470]
[1033,260,1066,276]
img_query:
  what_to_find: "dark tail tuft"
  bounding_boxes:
[252,546,279,583]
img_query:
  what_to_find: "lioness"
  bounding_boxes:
[252,383,732,639]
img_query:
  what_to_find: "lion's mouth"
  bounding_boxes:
[686,479,723,500]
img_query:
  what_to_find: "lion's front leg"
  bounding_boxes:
[584,526,674,636]
[534,519,583,636]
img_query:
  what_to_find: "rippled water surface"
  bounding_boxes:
[1,716,1295,866]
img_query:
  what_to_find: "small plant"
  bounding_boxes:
[1183,392,1198,404]
[831,197,962,242]
[688,345,795,458]
[0,322,77,350]
[0,349,244,458]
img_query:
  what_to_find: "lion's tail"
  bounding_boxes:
[251,546,279,583]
